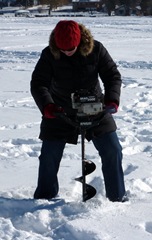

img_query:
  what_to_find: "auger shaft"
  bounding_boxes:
[81,129,87,202]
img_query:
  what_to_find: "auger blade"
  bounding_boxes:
[84,160,96,175]
[83,184,97,201]
[75,177,97,201]
[75,160,96,182]
[75,160,96,201]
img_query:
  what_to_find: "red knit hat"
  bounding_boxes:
[54,20,81,51]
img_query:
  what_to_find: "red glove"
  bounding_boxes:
[44,104,64,119]
[105,102,118,114]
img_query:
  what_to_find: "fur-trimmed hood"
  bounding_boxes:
[49,23,94,59]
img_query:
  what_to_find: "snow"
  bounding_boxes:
[0,15,152,240]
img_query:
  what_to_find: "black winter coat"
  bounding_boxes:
[31,24,121,144]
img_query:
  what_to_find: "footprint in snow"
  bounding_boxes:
[141,222,152,234]
[124,164,138,176]
[145,222,152,234]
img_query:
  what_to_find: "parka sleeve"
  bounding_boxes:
[30,48,54,114]
[97,42,122,106]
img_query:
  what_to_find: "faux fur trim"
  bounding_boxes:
[49,23,94,59]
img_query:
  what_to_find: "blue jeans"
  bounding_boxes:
[92,131,125,201]
[34,131,126,201]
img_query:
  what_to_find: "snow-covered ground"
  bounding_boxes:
[0,15,152,240]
